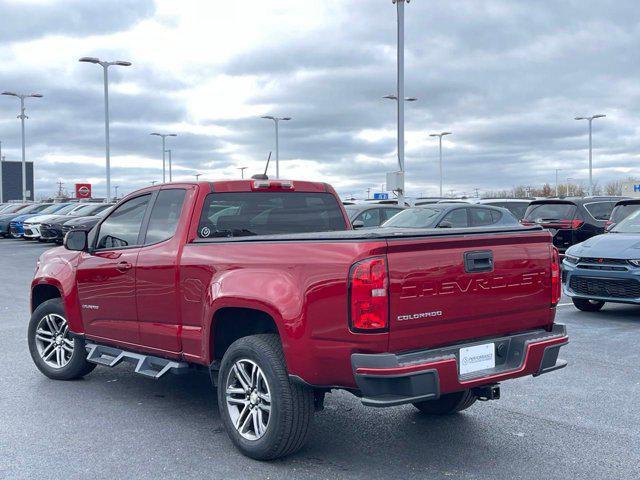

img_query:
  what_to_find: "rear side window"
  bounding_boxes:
[355,209,381,228]
[96,194,151,249]
[524,203,577,221]
[584,201,616,221]
[198,192,348,238]
[382,208,403,221]
[470,208,497,226]
[611,204,640,223]
[144,189,187,244]
[487,202,529,220]
[440,208,468,228]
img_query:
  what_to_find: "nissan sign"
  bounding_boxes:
[75,183,92,199]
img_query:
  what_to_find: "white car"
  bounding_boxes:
[23,203,93,240]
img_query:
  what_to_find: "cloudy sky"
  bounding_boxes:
[0,0,639,200]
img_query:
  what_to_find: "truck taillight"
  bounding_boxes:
[551,246,561,306]
[348,257,389,332]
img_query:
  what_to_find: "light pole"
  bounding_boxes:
[575,114,606,197]
[261,116,291,179]
[150,133,177,183]
[388,0,410,205]
[113,185,119,200]
[429,132,452,197]
[195,173,202,181]
[238,167,247,179]
[555,168,563,197]
[79,57,131,203]
[165,149,173,182]
[2,91,42,201]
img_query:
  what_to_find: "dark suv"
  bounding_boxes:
[522,197,624,253]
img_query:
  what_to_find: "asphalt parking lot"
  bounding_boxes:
[1,238,639,480]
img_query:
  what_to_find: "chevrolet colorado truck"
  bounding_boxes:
[28,179,568,460]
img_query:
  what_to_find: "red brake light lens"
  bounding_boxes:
[349,257,389,332]
[570,219,583,229]
[551,246,561,306]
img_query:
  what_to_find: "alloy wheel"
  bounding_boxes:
[34,313,73,369]
[225,359,272,440]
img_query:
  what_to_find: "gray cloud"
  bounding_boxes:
[1,0,640,199]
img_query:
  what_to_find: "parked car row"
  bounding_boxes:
[0,202,113,243]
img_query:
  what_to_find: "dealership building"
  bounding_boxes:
[0,160,34,202]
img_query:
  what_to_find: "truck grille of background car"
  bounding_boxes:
[570,277,640,299]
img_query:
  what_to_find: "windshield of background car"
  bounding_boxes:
[610,204,640,224]
[52,204,81,215]
[612,210,640,233]
[36,204,68,215]
[584,201,616,221]
[197,192,348,238]
[524,203,577,221]
[1,204,27,214]
[382,207,442,228]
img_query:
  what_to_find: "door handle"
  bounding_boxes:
[464,250,494,273]
[116,261,133,272]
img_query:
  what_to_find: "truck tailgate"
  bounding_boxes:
[386,231,555,353]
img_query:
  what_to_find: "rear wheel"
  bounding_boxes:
[28,298,96,380]
[217,334,314,460]
[572,298,605,312]
[413,390,477,415]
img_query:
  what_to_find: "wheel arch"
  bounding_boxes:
[210,307,282,363]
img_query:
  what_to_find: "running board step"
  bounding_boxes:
[85,343,189,379]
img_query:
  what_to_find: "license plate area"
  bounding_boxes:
[459,343,495,375]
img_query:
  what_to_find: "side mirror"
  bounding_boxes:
[64,230,88,252]
[437,221,453,229]
[352,220,365,229]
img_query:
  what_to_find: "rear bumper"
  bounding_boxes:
[351,324,568,407]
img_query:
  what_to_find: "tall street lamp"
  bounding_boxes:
[150,133,177,183]
[388,0,410,205]
[165,149,173,182]
[261,116,291,179]
[113,185,119,200]
[575,114,606,197]
[2,91,42,201]
[429,132,452,197]
[195,173,202,181]
[238,167,247,179]
[555,168,563,197]
[79,57,131,203]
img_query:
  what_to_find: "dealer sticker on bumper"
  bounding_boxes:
[459,343,495,375]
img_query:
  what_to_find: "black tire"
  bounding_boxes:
[413,389,477,415]
[572,298,605,312]
[28,298,96,380]
[217,334,314,460]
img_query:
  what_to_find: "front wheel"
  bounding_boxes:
[413,390,477,415]
[217,334,314,460]
[572,298,605,312]
[28,298,96,380]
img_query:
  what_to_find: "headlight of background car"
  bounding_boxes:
[564,254,580,264]
[628,260,640,267]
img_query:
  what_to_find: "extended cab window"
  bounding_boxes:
[96,194,151,249]
[144,189,187,244]
[198,192,348,238]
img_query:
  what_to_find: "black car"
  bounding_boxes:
[61,206,113,238]
[344,203,405,228]
[41,203,112,243]
[522,197,625,253]
[382,203,520,229]
[606,199,640,231]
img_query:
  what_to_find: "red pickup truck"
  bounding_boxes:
[28,179,568,460]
